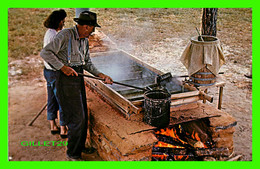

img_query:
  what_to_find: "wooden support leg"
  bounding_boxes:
[218,86,224,109]
[203,89,208,104]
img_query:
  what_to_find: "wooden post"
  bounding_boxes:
[218,86,224,109]
[203,89,208,103]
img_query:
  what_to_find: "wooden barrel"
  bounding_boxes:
[191,66,216,87]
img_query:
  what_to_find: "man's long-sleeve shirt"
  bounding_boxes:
[40,26,101,76]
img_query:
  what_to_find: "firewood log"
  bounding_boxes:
[194,147,230,157]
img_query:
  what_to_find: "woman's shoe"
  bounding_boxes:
[51,128,60,135]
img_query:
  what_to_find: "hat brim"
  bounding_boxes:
[73,18,101,27]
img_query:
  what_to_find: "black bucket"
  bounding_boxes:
[144,90,171,128]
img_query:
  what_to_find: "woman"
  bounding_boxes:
[43,9,67,138]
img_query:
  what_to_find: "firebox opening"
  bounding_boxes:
[152,119,220,161]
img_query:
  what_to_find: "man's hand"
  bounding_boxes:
[98,73,113,84]
[60,65,78,76]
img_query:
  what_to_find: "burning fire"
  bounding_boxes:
[152,154,189,161]
[174,155,189,161]
[190,130,208,148]
[155,126,188,145]
[191,130,201,141]
[154,141,185,149]
[152,154,168,160]
[152,124,209,161]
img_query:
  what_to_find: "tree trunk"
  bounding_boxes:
[201,8,218,36]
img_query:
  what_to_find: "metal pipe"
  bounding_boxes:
[78,73,148,91]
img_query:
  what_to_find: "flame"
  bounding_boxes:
[174,155,189,161]
[191,131,208,148]
[155,128,188,145]
[191,131,200,141]
[154,141,185,148]
[152,154,190,161]
[153,125,210,161]
[152,154,168,160]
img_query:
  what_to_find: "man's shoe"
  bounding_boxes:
[82,147,96,154]
[66,154,84,161]
[60,134,67,139]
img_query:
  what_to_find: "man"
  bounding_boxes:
[43,9,68,138]
[40,11,113,161]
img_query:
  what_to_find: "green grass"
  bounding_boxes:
[8,8,75,61]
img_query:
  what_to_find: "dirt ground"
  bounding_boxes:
[8,8,252,161]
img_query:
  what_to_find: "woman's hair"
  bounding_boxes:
[43,9,67,29]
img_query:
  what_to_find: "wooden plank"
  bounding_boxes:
[171,96,200,106]
[130,94,201,108]
[132,100,144,107]
[84,71,141,118]
[132,91,200,108]
[125,92,201,110]
[171,91,200,100]
[126,95,145,102]
[119,92,144,102]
